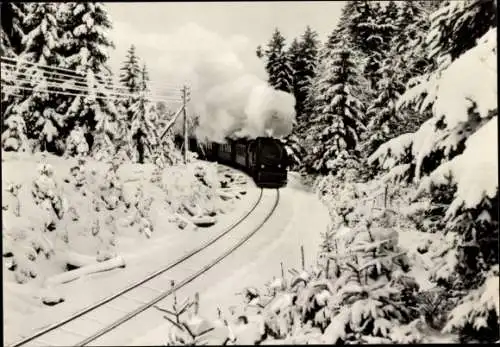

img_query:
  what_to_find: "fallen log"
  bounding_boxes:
[218,191,236,201]
[182,202,199,217]
[41,287,65,306]
[65,251,97,268]
[220,187,246,194]
[190,215,217,227]
[44,256,126,287]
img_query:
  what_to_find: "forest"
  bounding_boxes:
[1,0,498,345]
[235,0,498,344]
[1,2,179,166]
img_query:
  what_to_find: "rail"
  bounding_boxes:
[9,188,281,346]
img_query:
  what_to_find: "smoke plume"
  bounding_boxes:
[147,23,296,143]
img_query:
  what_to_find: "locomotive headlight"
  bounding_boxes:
[278,164,281,168]
[261,164,265,169]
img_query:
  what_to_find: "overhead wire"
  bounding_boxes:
[1,67,184,94]
[2,72,185,100]
[1,56,185,90]
[2,85,184,103]
[1,56,189,107]
[4,76,184,101]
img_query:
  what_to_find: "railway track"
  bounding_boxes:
[9,188,280,347]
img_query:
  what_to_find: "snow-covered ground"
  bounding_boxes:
[129,172,330,346]
[2,151,257,345]
[3,151,331,346]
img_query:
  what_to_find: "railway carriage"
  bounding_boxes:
[174,134,288,188]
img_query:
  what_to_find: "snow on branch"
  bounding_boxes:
[443,265,499,334]
[433,28,497,129]
[397,28,497,120]
[412,117,440,179]
[367,133,413,170]
[418,116,498,217]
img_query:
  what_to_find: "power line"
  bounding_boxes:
[1,57,183,90]
[2,85,183,103]
[1,64,184,96]
[3,71,185,98]
[6,76,184,101]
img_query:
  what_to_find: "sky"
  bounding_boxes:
[105,2,345,85]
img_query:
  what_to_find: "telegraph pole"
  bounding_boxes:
[182,85,189,164]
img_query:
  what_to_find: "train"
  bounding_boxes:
[174,135,289,188]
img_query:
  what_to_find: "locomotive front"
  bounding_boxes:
[250,137,288,188]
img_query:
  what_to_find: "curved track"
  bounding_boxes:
[9,188,280,347]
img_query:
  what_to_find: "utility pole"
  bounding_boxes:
[182,85,189,164]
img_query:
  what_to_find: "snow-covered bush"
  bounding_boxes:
[163,163,219,219]
[1,113,30,152]
[32,163,66,226]
[64,126,89,157]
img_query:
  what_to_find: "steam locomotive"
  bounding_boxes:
[175,135,289,188]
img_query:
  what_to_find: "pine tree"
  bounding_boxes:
[55,2,117,158]
[304,28,342,121]
[343,0,376,55]
[119,44,141,95]
[118,44,141,140]
[10,3,65,153]
[262,28,293,93]
[305,42,366,174]
[129,95,160,164]
[358,2,388,91]
[289,38,302,109]
[289,26,319,121]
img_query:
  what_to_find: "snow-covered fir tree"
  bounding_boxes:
[359,1,446,158]
[7,2,66,154]
[128,94,160,164]
[55,2,117,159]
[342,0,376,55]
[288,38,302,112]
[304,41,366,174]
[369,9,498,340]
[118,44,142,152]
[261,28,294,93]
[394,1,432,79]
[119,44,141,96]
[357,2,394,92]
[289,26,319,121]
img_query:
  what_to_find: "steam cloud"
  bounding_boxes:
[143,23,297,143]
